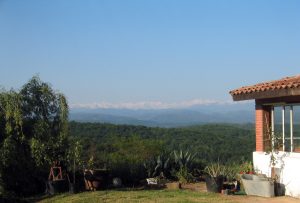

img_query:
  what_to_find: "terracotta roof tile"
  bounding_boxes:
[230,75,300,96]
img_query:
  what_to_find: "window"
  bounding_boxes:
[271,105,300,152]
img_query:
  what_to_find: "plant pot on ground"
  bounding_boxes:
[204,163,225,193]
[205,175,224,193]
[165,182,181,190]
[271,167,285,196]
[241,174,275,197]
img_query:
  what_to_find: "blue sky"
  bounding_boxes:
[0,0,300,109]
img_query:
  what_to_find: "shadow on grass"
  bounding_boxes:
[1,195,31,203]
[24,194,55,203]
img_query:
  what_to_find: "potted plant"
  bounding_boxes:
[166,150,196,190]
[204,162,225,193]
[239,161,254,174]
[165,166,193,189]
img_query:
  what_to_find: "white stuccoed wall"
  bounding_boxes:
[253,151,300,198]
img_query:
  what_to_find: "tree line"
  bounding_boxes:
[69,122,255,184]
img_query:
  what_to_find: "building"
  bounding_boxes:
[230,75,300,198]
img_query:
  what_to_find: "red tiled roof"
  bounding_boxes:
[230,75,300,96]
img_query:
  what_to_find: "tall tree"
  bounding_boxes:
[20,76,69,166]
[0,76,69,196]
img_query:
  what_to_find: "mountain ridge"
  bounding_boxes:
[70,103,255,127]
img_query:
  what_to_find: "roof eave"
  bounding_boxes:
[231,87,300,101]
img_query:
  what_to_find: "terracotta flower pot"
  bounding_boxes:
[166,182,181,190]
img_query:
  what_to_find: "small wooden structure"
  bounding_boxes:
[46,161,69,194]
[48,167,63,181]
[230,75,300,198]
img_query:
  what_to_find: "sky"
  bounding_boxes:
[0,0,300,109]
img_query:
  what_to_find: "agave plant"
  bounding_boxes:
[173,150,196,169]
[204,162,226,178]
[144,154,170,178]
[204,162,226,193]
[143,159,156,178]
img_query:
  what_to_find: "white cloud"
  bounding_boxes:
[69,99,249,110]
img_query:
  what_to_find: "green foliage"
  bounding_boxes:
[223,163,240,182]
[109,134,162,164]
[239,161,253,173]
[264,127,283,168]
[204,161,242,182]
[87,155,96,169]
[107,134,163,184]
[69,122,255,166]
[173,150,196,169]
[170,150,197,183]
[175,166,193,184]
[20,76,69,166]
[0,77,257,195]
[0,76,70,196]
[143,154,170,178]
[69,122,255,185]
[204,162,226,177]
[0,90,23,138]
[66,139,83,177]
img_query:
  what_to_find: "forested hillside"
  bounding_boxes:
[70,122,255,164]
[69,122,255,183]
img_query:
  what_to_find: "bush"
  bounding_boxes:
[175,166,193,184]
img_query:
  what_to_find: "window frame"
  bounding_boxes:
[271,104,300,152]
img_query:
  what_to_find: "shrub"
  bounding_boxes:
[175,166,193,184]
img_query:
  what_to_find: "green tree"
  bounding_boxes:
[0,76,70,196]
[20,76,69,166]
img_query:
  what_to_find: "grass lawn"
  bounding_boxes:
[36,189,237,203]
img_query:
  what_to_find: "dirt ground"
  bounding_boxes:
[223,195,300,203]
[182,183,300,203]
